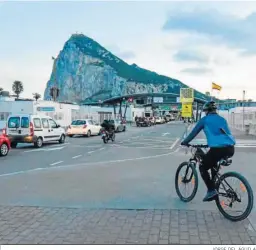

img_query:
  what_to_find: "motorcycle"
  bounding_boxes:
[101,130,115,144]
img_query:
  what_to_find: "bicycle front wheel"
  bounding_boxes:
[216,171,254,221]
[175,161,199,202]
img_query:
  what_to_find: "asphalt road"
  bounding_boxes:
[1,122,256,226]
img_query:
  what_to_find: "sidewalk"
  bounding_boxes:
[0,205,255,244]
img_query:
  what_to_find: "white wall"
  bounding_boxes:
[0,101,34,129]
[33,101,80,127]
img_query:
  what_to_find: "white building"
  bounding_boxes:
[0,100,145,129]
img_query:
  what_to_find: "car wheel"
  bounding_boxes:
[87,130,91,137]
[34,137,43,148]
[10,142,17,148]
[59,134,65,144]
[0,143,9,157]
[123,126,126,132]
[68,135,73,138]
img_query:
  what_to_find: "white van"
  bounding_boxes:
[5,114,66,148]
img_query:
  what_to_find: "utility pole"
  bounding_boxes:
[242,90,245,130]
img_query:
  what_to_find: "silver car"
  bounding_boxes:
[109,119,126,132]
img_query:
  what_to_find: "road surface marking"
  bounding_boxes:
[50,161,63,166]
[24,146,66,153]
[46,146,65,151]
[170,138,180,150]
[110,144,172,150]
[0,148,180,178]
[162,132,170,136]
[24,148,45,153]
[88,151,95,154]
[98,148,104,151]
[72,155,82,159]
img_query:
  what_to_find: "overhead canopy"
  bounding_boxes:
[102,93,209,105]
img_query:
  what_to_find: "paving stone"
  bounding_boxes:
[169,236,179,244]
[159,240,169,244]
[190,236,201,244]
[180,232,189,240]
[179,239,189,244]
[0,206,255,245]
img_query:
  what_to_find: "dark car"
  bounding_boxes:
[136,117,152,127]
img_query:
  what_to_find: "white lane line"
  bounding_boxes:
[50,161,63,166]
[72,155,82,159]
[170,138,180,150]
[0,148,181,178]
[110,144,172,150]
[46,146,65,151]
[98,148,104,151]
[24,146,66,153]
[88,151,95,154]
[162,132,170,136]
[24,148,45,153]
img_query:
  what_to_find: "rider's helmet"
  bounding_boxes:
[203,101,217,114]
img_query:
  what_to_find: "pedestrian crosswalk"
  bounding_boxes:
[193,139,256,148]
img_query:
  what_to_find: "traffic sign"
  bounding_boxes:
[182,103,193,117]
[128,97,133,103]
[180,88,194,103]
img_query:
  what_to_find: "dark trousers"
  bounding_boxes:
[199,146,235,190]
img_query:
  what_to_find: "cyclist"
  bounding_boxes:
[181,101,236,202]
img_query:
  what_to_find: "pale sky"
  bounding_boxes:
[1,0,256,100]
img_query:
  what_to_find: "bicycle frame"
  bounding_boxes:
[185,147,240,202]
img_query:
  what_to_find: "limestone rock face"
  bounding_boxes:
[44,34,208,103]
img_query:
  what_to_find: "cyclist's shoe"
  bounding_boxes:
[203,189,218,202]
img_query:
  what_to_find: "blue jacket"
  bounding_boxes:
[182,114,236,147]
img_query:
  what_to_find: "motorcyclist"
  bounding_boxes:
[181,101,236,202]
[101,119,115,137]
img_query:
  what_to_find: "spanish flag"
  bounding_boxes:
[212,82,222,91]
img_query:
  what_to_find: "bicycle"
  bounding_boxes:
[175,144,254,221]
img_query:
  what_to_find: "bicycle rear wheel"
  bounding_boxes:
[175,161,198,202]
[215,171,254,221]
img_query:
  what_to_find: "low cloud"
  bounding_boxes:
[117,51,136,60]
[181,67,213,75]
[163,9,256,54]
[173,50,209,63]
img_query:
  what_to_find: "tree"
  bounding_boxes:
[33,93,41,101]
[12,81,24,98]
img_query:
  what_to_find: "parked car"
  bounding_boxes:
[5,114,66,148]
[155,117,165,124]
[136,117,152,127]
[165,114,175,122]
[0,133,11,157]
[67,119,102,137]
[106,119,126,132]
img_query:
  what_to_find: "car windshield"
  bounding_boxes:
[71,120,86,125]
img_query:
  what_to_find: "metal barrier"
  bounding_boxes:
[228,111,256,135]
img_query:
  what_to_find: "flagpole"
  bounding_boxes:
[211,82,213,101]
